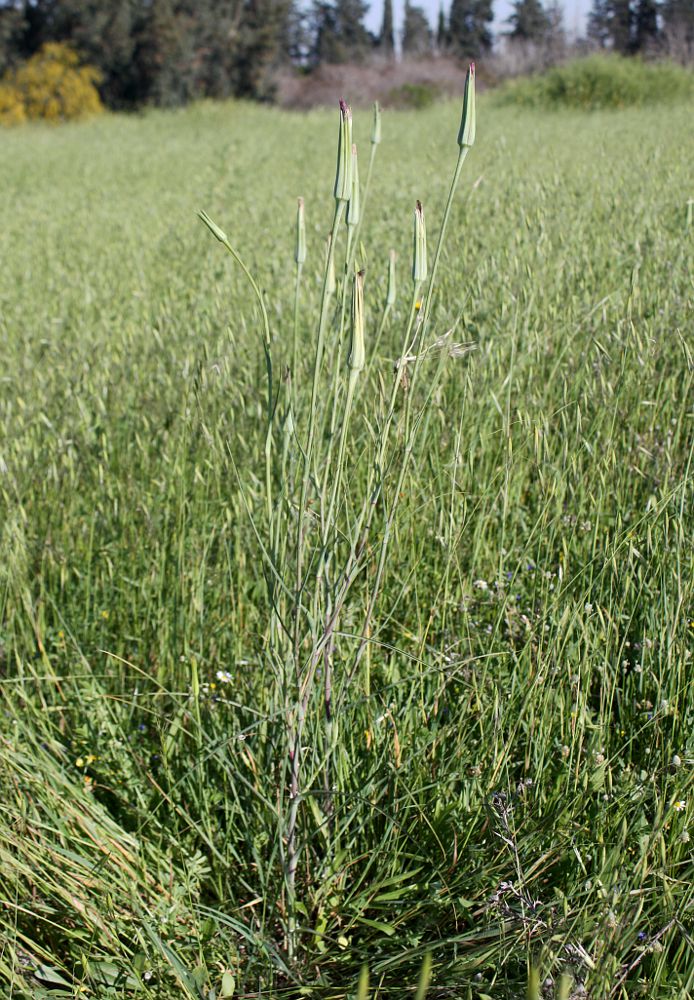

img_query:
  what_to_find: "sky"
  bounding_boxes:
[364,0,591,41]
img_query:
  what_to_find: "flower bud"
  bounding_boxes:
[349,268,366,372]
[347,145,360,228]
[295,197,306,265]
[334,99,353,203]
[371,101,381,145]
[412,200,427,284]
[457,63,476,149]
[198,210,228,244]
[386,250,396,307]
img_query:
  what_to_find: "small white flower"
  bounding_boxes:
[473,579,488,591]
[672,755,682,768]
[216,670,233,684]
[674,800,686,812]
[584,603,593,613]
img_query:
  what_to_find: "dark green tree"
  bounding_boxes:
[0,2,27,73]
[20,0,141,105]
[379,0,394,53]
[135,0,192,106]
[634,0,659,49]
[236,0,291,98]
[587,0,612,45]
[312,0,372,64]
[448,0,494,55]
[587,0,634,51]
[281,0,311,64]
[506,0,550,41]
[436,2,448,49]
[402,0,432,53]
[662,0,694,55]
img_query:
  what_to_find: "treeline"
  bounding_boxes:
[0,0,692,109]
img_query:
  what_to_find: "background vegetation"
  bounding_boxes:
[0,0,692,111]
[0,87,692,997]
[498,52,694,106]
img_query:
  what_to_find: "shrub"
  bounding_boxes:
[0,81,26,125]
[498,54,694,110]
[0,42,103,126]
[386,81,440,109]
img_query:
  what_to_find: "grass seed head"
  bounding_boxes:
[413,200,427,284]
[347,144,361,228]
[334,99,353,203]
[457,63,476,148]
[371,101,381,145]
[349,268,366,372]
[295,197,306,265]
[387,249,397,307]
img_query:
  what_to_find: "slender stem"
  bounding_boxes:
[419,146,469,342]
[293,261,303,385]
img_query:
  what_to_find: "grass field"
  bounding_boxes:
[0,91,693,998]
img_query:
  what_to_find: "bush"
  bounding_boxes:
[386,81,440,109]
[0,81,26,125]
[498,54,694,110]
[0,43,103,126]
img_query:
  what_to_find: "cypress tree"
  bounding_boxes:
[312,0,372,64]
[507,0,550,42]
[448,0,494,55]
[379,0,395,53]
[634,0,659,49]
[436,2,448,49]
[402,0,433,53]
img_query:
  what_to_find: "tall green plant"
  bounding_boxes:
[199,65,477,961]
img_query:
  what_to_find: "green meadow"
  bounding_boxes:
[0,93,692,998]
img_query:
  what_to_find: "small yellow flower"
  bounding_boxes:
[101,610,110,620]
[415,300,422,311]
[75,757,84,768]
[58,630,65,639]
[85,754,96,765]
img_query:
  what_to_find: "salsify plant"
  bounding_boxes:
[199,64,476,962]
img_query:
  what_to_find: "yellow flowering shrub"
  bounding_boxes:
[0,42,103,126]
[0,81,27,125]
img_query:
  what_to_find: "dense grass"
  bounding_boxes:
[0,94,693,999]
[498,55,694,110]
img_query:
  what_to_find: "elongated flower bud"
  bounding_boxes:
[334,99,353,203]
[371,101,381,145]
[295,197,306,265]
[386,249,396,307]
[198,210,228,244]
[325,234,336,297]
[457,63,476,149]
[349,268,366,372]
[412,200,427,284]
[347,144,360,228]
